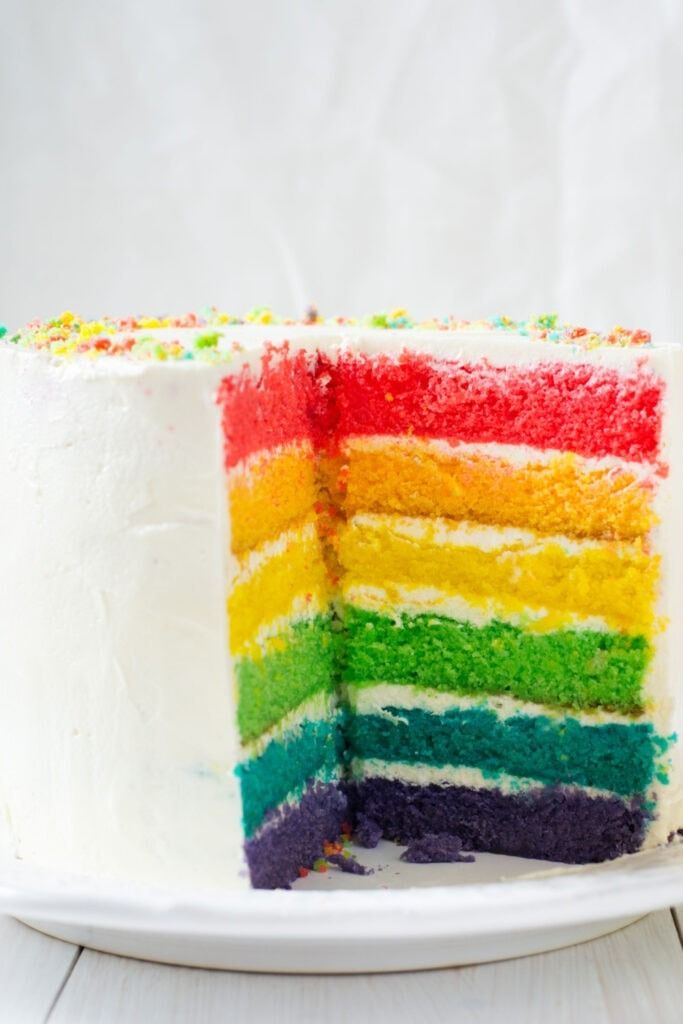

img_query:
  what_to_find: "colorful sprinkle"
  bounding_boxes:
[195,331,220,350]
[2,308,654,363]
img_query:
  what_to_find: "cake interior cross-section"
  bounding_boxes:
[214,313,681,888]
[2,309,682,890]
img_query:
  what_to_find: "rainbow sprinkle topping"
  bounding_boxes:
[2,307,653,362]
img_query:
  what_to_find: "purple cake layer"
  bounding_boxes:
[245,781,348,889]
[347,778,649,863]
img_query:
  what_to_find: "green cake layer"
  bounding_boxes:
[237,716,344,837]
[236,615,338,742]
[342,606,650,714]
[346,705,668,796]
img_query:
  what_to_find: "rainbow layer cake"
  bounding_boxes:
[0,309,680,889]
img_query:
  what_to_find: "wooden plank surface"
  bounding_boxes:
[43,911,683,1024]
[0,917,79,1024]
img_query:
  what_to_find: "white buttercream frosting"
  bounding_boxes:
[242,692,337,760]
[0,350,247,888]
[342,582,613,633]
[344,511,639,556]
[349,759,619,803]
[347,684,644,729]
[230,518,318,583]
[342,435,660,481]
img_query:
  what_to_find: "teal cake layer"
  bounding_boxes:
[237,716,345,837]
[346,705,669,796]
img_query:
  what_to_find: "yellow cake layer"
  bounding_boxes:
[338,514,660,637]
[329,438,656,542]
[228,520,331,656]
[229,442,317,554]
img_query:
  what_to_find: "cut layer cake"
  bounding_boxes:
[0,310,680,889]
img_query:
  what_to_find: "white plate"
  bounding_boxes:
[1,841,683,972]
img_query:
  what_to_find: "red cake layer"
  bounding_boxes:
[218,346,664,467]
[330,352,663,463]
[218,345,316,468]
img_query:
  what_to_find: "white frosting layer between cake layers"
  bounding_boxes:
[349,759,620,803]
[341,435,660,480]
[348,684,645,729]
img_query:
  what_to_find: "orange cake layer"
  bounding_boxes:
[229,442,317,554]
[328,439,656,542]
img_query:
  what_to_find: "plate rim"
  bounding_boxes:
[1,845,683,941]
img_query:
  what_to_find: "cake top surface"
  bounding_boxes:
[2,307,654,363]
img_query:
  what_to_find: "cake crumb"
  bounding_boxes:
[327,853,372,876]
[400,834,475,864]
[354,813,383,849]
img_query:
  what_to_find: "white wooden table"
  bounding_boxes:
[3,911,683,1023]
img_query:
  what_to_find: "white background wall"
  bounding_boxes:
[1,0,681,338]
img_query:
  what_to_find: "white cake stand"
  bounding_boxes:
[1,841,683,973]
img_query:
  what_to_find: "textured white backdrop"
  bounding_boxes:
[1,0,681,338]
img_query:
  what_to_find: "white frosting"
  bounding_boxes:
[0,327,680,887]
[35,321,678,364]
[231,517,317,583]
[238,600,328,652]
[347,683,644,729]
[343,511,639,556]
[342,435,659,481]
[227,438,314,481]
[350,758,618,803]
[0,349,247,888]
[344,327,679,370]
[242,691,337,760]
[343,582,613,633]
[45,322,679,372]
